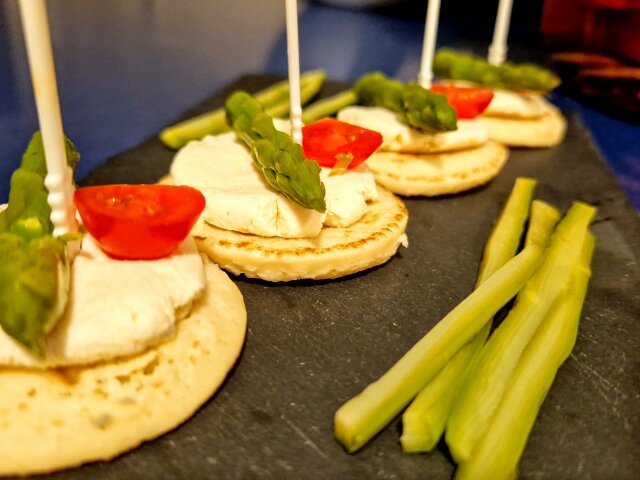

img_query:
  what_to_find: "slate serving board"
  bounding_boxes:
[41,75,640,480]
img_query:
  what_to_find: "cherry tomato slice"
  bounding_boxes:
[302,118,383,169]
[74,184,205,260]
[430,84,494,119]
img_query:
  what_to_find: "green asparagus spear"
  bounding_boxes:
[401,177,540,453]
[0,234,69,355]
[159,70,326,149]
[263,73,331,121]
[354,72,457,133]
[225,91,326,212]
[446,202,596,463]
[0,132,79,239]
[301,89,358,124]
[334,244,544,453]
[0,132,78,355]
[455,233,596,480]
[406,198,559,454]
[433,49,561,93]
[476,178,538,286]
[524,200,562,249]
[400,328,486,453]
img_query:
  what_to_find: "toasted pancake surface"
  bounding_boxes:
[0,261,246,477]
[479,105,567,148]
[193,188,408,282]
[365,140,508,197]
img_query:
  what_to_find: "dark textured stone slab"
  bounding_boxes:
[36,75,640,480]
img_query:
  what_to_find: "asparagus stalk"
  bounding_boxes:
[158,70,326,149]
[0,234,70,355]
[400,327,486,453]
[0,132,79,355]
[476,178,538,286]
[225,91,326,212]
[445,202,597,463]
[401,177,540,453]
[334,244,544,453]
[433,49,561,93]
[524,200,562,249]
[263,72,332,121]
[455,233,596,480]
[301,89,357,124]
[354,72,457,133]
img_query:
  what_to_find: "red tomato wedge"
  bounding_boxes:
[302,118,383,169]
[74,184,205,260]
[430,84,494,119]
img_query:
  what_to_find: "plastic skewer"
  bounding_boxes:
[418,0,442,89]
[18,0,77,237]
[285,0,303,144]
[488,0,514,66]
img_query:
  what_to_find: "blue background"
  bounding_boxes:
[1,0,638,208]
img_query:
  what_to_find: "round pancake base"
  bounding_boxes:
[480,106,567,148]
[194,189,408,282]
[366,140,508,197]
[0,261,246,477]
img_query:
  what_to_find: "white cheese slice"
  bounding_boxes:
[337,106,487,154]
[0,235,205,368]
[170,132,378,237]
[172,133,324,238]
[484,88,551,119]
[321,165,378,228]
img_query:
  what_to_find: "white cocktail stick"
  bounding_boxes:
[19,0,77,237]
[418,0,442,89]
[488,0,514,66]
[285,0,302,144]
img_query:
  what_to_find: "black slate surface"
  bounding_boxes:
[38,75,640,480]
